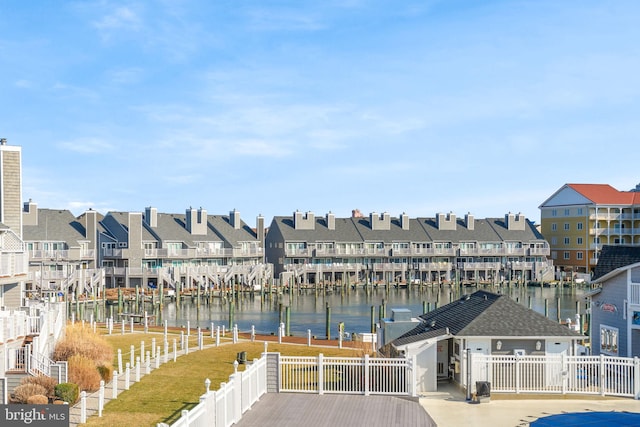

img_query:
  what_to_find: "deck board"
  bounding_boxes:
[234,393,436,427]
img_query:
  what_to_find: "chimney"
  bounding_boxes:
[436,212,456,230]
[186,207,207,235]
[465,212,474,230]
[256,215,265,246]
[505,212,526,231]
[0,138,6,145]
[370,212,391,230]
[230,208,241,230]
[400,212,409,230]
[85,208,97,253]
[293,210,315,230]
[144,206,157,228]
[22,199,38,226]
[326,212,335,230]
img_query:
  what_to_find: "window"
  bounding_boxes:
[577,208,583,215]
[551,251,557,260]
[577,222,583,230]
[563,251,570,260]
[577,237,583,245]
[564,223,570,230]
[600,325,619,356]
[564,237,570,245]
[594,237,600,244]
[552,223,557,231]
[564,208,570,216]
[552,209,558,217]
[577,252,583,260]
[551,237,557,245]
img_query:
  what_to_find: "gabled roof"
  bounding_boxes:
[393,290,581,346]
[567,184,640,205]
[540,183,640,208]
[22,208,90,246]
[592,245,640,281]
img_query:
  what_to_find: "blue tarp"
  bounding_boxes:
[531,411,640,426]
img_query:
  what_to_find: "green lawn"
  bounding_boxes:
[86,333,361,427]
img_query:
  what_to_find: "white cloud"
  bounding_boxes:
[57,138,115,154]
[93,6,141,32]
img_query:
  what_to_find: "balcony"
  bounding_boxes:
[458,262,501,270]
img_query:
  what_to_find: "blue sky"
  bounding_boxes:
[2,1,639,224]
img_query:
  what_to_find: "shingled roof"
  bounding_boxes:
[393,290,581,346]
[592,245,640,281]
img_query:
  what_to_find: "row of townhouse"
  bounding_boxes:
[539,183,640,277]
[265,210,553,285]
[22,202,269,295]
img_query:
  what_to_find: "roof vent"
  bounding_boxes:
[484,295,488,300]
[430,320,436,328]
[465,294,471,301]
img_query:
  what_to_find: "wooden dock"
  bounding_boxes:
[233,393,435,427]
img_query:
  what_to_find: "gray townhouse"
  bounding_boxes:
[97,207,269,289]
[265,210,553,286]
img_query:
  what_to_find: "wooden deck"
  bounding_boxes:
[234,393,436,427]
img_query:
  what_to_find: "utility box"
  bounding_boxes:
[476,381,491,403]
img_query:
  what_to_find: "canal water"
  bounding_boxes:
[142,285,591,338]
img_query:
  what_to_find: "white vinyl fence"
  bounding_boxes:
[470,353,640,399]
[165,355,267,427]
[279,354,416,396]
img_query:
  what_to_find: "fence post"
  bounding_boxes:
[307,329,311,347]
[187,321,191,336]
[410,355,417,397]
[600,354,606,397]
[211,322,215,339]
[98,380,105,417]
[152,338,156,359]
[318,353,324,395]
[199,330,204,350]
[130,317,134,333]
[144,311,149,334]
[173,339,177,362]
[180,331,185,350]
[634,357,640,400]
[164,340,169,363]
[251,325,255,342]
[136,356,141,381]
[146,351,151,374]
[141,341,145,364]
[80,391,87,424]
[112,370,119,399]
[185,334,189,355]
[118,349,123,374]
[561,353,567,395]
[233,324,238,343]
[125,363,131,390]
[130,345,135,368]
[164,319,168,341]
[364,354,369,396]
[515,353,520,394]
[216,326,220,347]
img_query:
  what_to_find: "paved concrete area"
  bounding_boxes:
[420,383,640,427]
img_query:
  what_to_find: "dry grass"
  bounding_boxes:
[13,383,47,403]
[54,323,114,365]
[20,375,58,399]
[68,355,102,392]
[27,394,48,404]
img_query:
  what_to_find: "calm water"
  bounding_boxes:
[141,285,590,338]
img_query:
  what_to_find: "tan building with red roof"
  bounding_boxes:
[539,183,640,277]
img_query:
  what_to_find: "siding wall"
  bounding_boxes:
[1,150,22,238]
[592,272,628,356]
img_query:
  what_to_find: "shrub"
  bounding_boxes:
[97,363,113,382]
[20,375,58,399]
[27,394,48,404]
[13,383,47,404]
[68,354,101,392]
[53,324,113,366]
[55,383,79,404]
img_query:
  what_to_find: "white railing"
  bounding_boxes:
[279,354,415,396]
[630,283,640,305]
[168,355,267,427]
[470,353,640,398]
[29,349,55,377]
